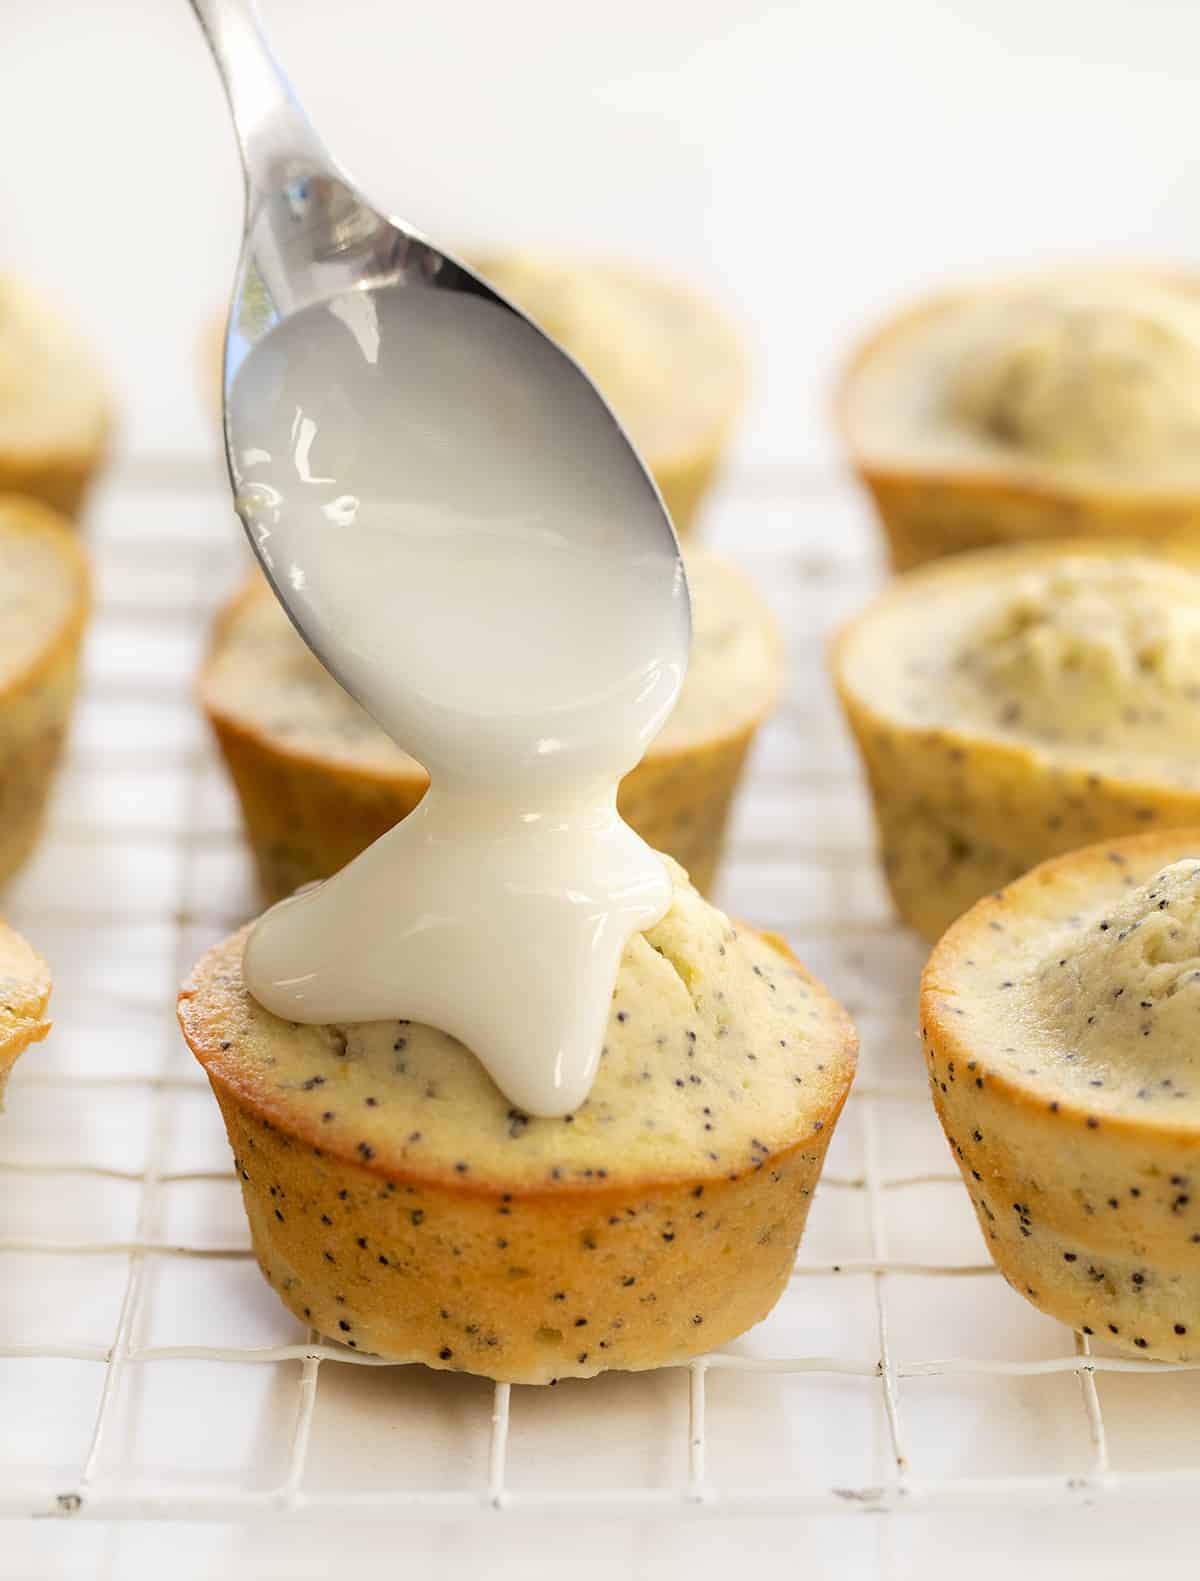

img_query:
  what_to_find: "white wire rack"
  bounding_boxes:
[2,457,1199,1532]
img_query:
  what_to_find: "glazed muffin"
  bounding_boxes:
[832,542,1200,941]
[178,863,857,1383]
[0,923,52,1105]
[923,828,1200,1359]
[471,252,746,534]
[202,550,781,902]
[839,271,1200,570]
[1,275,112,519]
[0,498,89,884]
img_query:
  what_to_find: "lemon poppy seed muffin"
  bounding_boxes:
[839,271,1200,570]
[832,542,1200,941]
[923,829,1200,1359]
[0,923,52,1106]
[178,864,857,1383]
[470,253,746,535]
[202,550,782,902]
[0,498,89,884]
[0,275,112,519]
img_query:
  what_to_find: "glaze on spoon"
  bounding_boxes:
[234,283,690,1117]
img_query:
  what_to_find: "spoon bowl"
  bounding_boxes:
[188,0,687,725]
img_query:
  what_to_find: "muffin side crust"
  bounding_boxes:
[833,541,1200,940]
[922,828,1200,1357]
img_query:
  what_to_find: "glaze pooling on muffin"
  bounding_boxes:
[195,864,841,1187]
[945,284,1200,466]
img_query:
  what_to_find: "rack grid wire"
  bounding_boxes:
[2,457,1198,1528]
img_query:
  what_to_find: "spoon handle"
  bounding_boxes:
[187,0,335,203]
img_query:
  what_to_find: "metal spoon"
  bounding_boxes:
[186,0,683,679]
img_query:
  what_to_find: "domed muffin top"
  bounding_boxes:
[835,545,1200,786]
[923,830,1200,1133]
[843,273,1200,491]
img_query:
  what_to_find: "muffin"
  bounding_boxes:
[923,828,1200,1360]
[0,498,89,884]
[470,252,746,534]
[839,271,1200,570]
[201,550,781,902]
[0,923,52,1105]
[832,542,1200,941]
[178,863,857,1383]
[0,275,112,519]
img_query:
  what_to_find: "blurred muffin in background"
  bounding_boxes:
[0,275,112,520]
[0,498,89,886]
[201,549,781,903]
[471,253,746,534]
[838,270,1200,571]
[831,541,1200,940]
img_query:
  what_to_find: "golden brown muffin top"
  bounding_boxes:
[471,252,746,462]
[835,543,1200,787]
[0,920,52,1094]
[923,830,1200,1136]
[842,272,1200,492]
[179,864,856,1191]
[0,496,89,691]
[0,276,110,456]
[202,550,781,778]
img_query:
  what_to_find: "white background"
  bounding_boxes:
[4,3,1200,1578]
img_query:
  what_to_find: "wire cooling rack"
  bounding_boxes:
[3,456,1199,1536]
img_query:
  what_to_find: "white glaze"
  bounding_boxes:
[230,283,688,1117]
